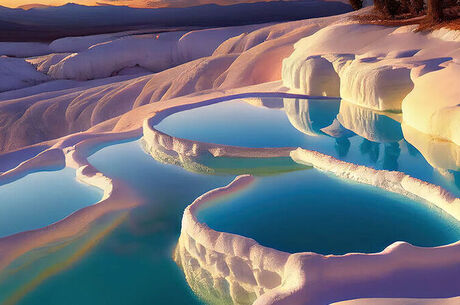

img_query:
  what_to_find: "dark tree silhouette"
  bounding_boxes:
[383,0,400,17]
[399,0,411,13]
[410,0,425,15]
[427,0,444,22]
[374,0,385,14]
[349,0,363,10]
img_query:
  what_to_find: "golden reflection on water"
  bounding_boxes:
[2,213,128,305]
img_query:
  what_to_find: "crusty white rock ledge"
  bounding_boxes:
[165,111,459,305]
[141,91,337,160]
[176,173,460,305]
[291,147,459,221]
[0,87,458,305]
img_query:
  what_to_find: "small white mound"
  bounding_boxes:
[48,30,186,53]
[26,53,72,74]
[337,59,413,111]
[49,33,120,53]
[48,26,254,81]
[0,56,49,92]
[178,25,260,62]
[296,56,340,96]
[48,36,176,80]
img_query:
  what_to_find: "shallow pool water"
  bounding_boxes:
[0,167,102,238]
[155,98,460,196]
[0,140,234,305]
[1,95,459,305]
[197,170,460,255]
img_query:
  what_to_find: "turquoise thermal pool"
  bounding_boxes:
[0,167,102,238]
[154,97,460,196]
[0,140,234,305]
[0,96,459,305]
[197,170,460,255]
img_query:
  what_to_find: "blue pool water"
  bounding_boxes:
[197,170,460,255]
[0,140,234,305]
[1,96,459,305]
[155,98,460,196]
[0,167,102,238]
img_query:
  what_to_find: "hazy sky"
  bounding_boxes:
[0,0,281,9]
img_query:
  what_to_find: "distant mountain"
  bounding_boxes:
[17,4,53,10]
[0,1,351,41]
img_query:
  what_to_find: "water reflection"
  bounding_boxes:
[335,137,351,157]
[0,95,458,305]
[141,136,308,177]
[383,142,401,171]
[360,139,380,164]
[0,168,102,238]
[0,140,233,305]
[154,97,459,195]
[336,101,403,143]
[283,98,339,137]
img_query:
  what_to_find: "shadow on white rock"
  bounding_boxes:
[0,56,49,92]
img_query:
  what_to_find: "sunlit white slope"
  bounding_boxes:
[402,62,460,146]
[47,26,260,81]
[282,22,460,143]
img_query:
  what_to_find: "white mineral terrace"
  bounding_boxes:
[0,88,458,304]
[174,173,460,305]
[0,10,459,303]
[0,130,143,270]
[141,102,460,305]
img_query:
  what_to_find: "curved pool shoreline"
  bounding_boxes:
[175,174,460,305]
[143,94,460,304]
[0,90,458,305]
